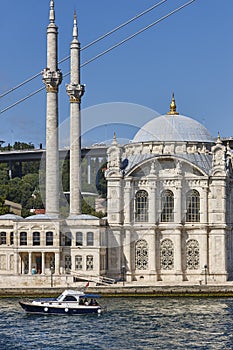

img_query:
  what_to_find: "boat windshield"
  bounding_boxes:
[57,293,64,301]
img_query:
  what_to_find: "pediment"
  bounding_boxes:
[128,157,205,178]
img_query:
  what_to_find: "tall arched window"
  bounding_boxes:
[33,231,40,246]
[186,190,200,222]
[161,190,174,222]
[186,239,199,270]
[65,232,72,246]
[135,239,148,270]
[76,232,83,246]
[160,239,174,270]
[135,190,148,222]
[46,231,53,246]
[0,232,6,245]
[20,232,27,246]
[87,232,94,246]
[10,232,14,245]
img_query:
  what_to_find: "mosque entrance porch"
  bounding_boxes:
[19,252,56,275]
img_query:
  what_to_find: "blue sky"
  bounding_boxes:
[0,0,232,147]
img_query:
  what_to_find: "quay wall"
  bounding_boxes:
[2,285,233,297]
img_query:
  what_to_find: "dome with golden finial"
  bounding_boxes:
[133,94,214,143]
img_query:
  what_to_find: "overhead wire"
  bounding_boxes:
[81,0,197,68]
[0,0,167,99]
[0,0,197,115]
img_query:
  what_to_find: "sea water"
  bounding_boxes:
[0,297,233,349]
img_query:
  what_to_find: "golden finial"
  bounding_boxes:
[167,93,179,115]
[112,132,117,144]
[216,131,222,144]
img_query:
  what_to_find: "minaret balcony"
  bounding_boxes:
[66,83,85,102]
[42,68,63,92]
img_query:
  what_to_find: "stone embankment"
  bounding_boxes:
[2,284,233,297]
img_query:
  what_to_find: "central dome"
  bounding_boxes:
[133,95,214,143]
[133,114,215,143]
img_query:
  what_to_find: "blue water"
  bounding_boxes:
[0,297,233,349]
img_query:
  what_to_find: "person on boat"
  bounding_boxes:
[89,299,98,306]
[84,298,88,305]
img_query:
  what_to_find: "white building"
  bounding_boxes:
[106,95,233,284]
[0,1,232,287]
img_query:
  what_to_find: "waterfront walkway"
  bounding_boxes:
[2,281,233,297]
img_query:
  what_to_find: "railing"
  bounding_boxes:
[71,271,115,285]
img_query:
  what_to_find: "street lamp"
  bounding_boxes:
[204,264,208,285]
[121,265,126,287]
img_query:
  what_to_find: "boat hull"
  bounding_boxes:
[19,301,102,315]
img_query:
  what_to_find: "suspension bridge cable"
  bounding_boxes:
[0,72,70,114]
[0,0,167,99]
[0,0,198,115]
[81,0,197,68]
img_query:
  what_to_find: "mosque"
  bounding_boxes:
[0,1,233,287]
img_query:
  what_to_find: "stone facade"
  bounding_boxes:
[105,116,233,284]
[0,2,232,288]
[0,214,107,285]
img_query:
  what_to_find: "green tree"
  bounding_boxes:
[0,196,10,215]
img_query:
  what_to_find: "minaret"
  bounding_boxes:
[42,0,62,217]
[66,12,85,216]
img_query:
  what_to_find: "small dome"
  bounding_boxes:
[0,214,23,220]
[25,214,56,220]
[133,114,214,143]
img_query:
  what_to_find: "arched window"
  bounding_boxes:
[161,190,174,222]
[0,232,6,245]
[87,232,94,246]
[186,239,199,270]
[160,239,174,270]
[33,231,40,246]
[186,190,200,222]
[135,190,148,222]
[20,232,27,246]
[46,231,53,246]
[10,232,14,245]
[64,232,72,246]
[76,232,83,246]
[135,239,148,270]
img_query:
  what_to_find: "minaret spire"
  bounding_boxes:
[66,10,85,217]
[49,0,55,23]
[73,11,78,40]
